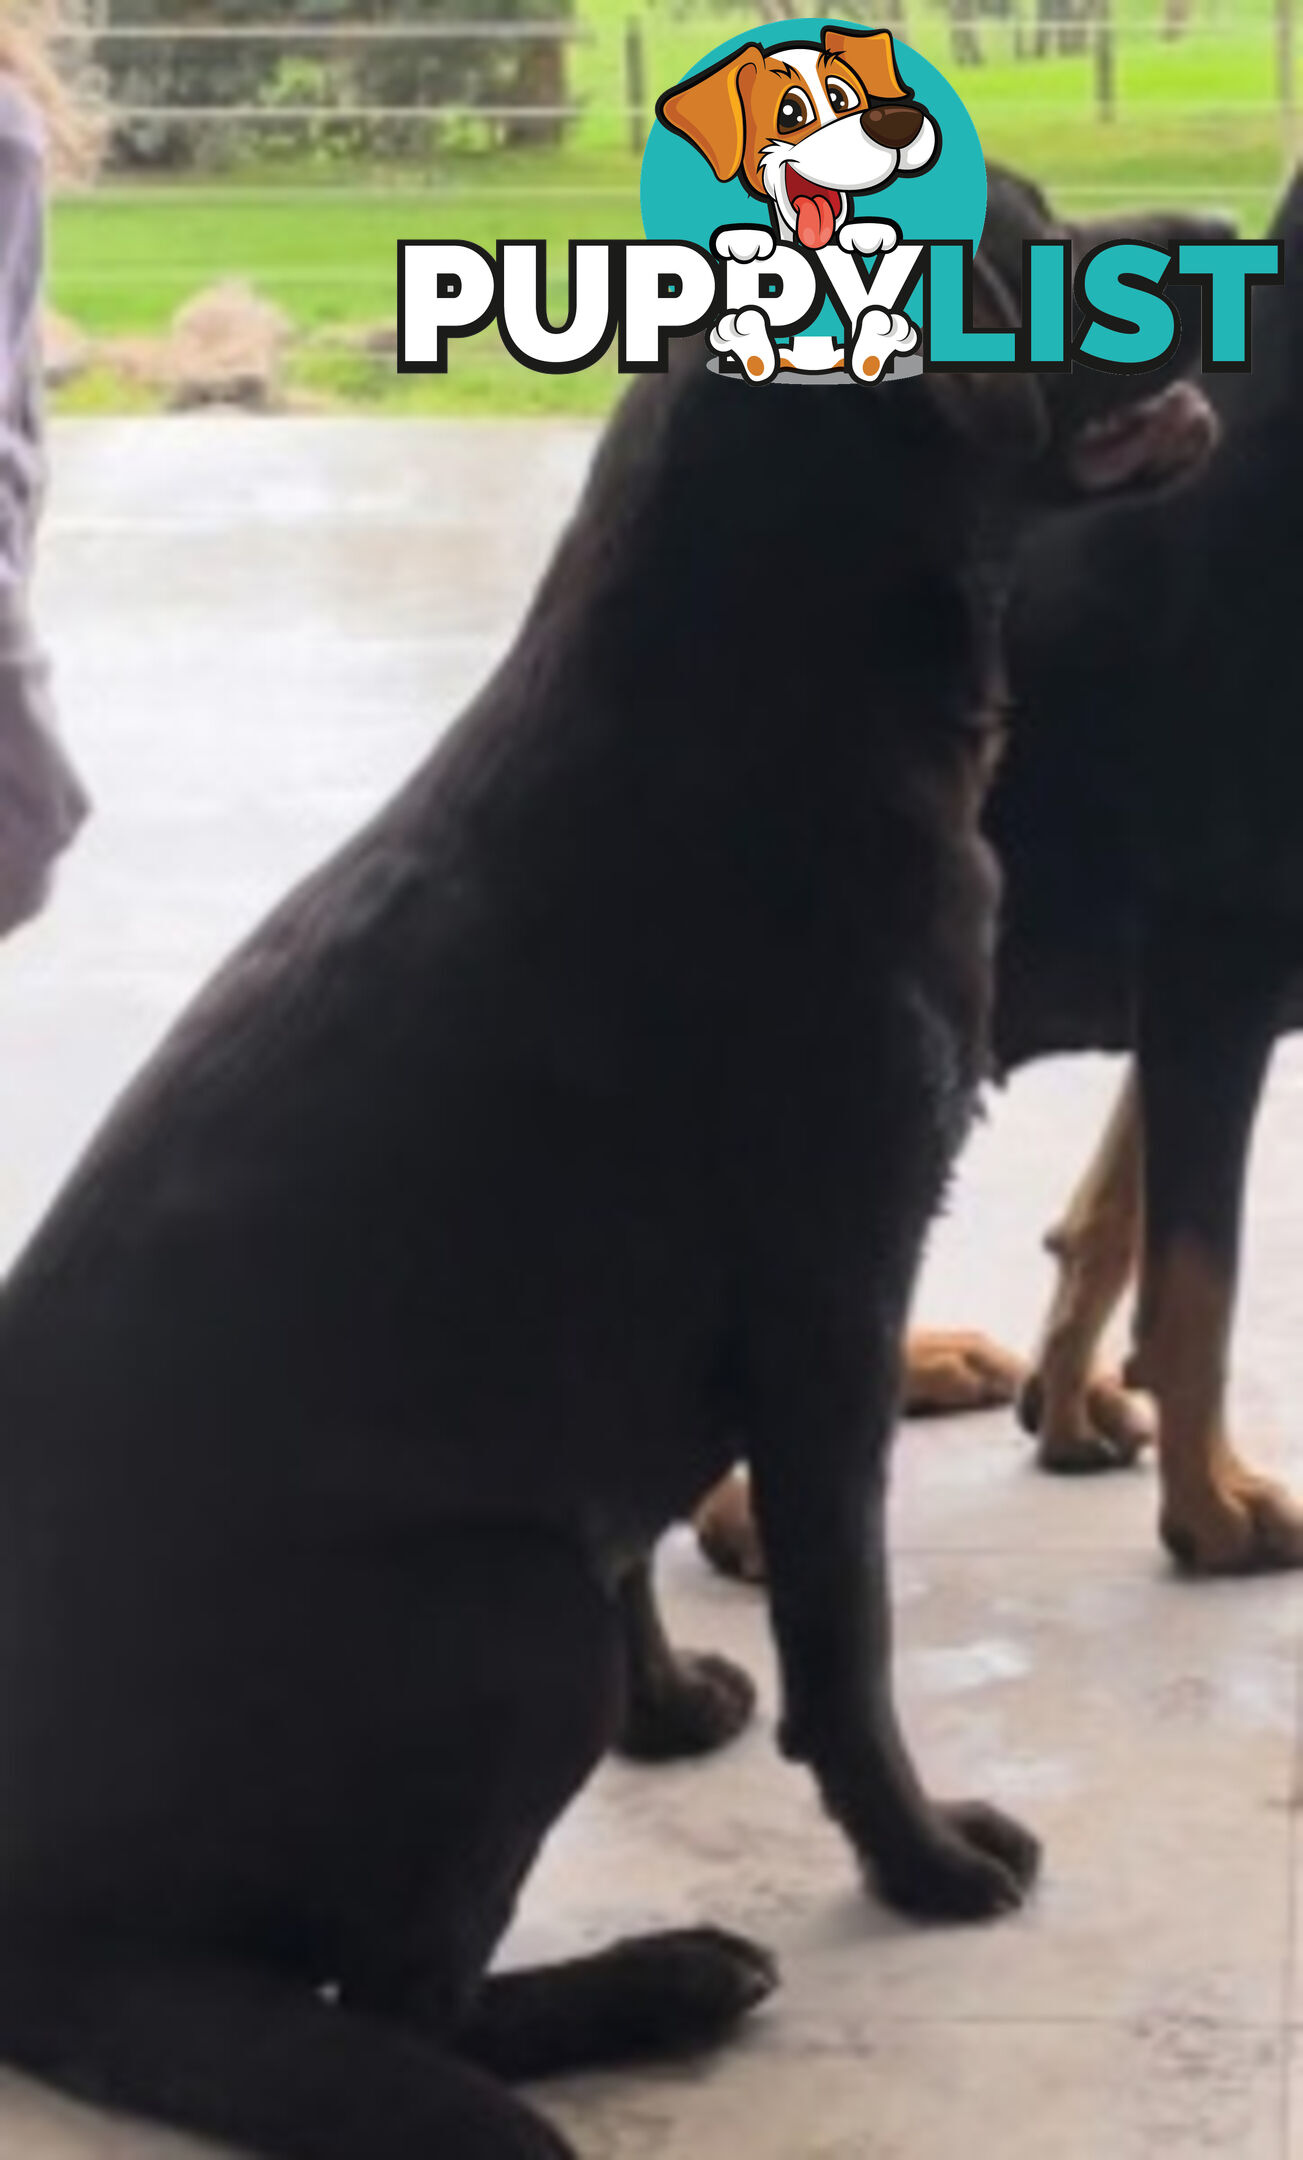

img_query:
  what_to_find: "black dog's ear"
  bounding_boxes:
[926,254,1048,462]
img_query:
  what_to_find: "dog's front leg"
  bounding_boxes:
[1018,1065,1153,1471]
[745,1300,1040,1920]
[1129,919,1301,1572]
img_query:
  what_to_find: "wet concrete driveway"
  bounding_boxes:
[1,419,1302,2158]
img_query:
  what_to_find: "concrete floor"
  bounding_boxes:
[2,419,1303,2158]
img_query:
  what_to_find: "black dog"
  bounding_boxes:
[690,166,1234,1590]
[0,276,1206,2157]
[696,178,1303,1584]
[992,171,1303,1572]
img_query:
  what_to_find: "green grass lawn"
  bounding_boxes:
[51,153,644,415]
[48,0,1298,416]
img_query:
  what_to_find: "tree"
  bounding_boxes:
[94,0,576,169]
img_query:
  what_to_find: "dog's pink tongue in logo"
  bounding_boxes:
[787,173,840,251]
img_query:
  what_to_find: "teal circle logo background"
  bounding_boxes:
[639,18,987,332]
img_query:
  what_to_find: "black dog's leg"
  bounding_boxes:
[459,1928,778,2081]
[331,1529,776,2086]
[615,1552,756,1761]
[748,1297,1040,1922]
[0,1529,649,2160]
[0,1942,576,2160]
[1129,919,1301,1572]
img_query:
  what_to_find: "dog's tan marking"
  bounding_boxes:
[1021,1069,1152,1471]
[694,1468,764,1583]
[1131,1236,1303,1571]
[904,1331,1025,1414]
[746,354,765,376]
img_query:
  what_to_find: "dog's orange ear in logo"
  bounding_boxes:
[657,44,763,184]
[820,25,911,101]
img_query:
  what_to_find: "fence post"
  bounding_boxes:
[625,19,646,156]
[1278,0,1298,167]
[1094,0,1116,122]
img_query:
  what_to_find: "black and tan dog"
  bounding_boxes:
[894,169,1303,1577]
[992,172,1303,1574]
[701,174,1303,1587]
[0,267,1211,2156]
[695,165,1238,1586]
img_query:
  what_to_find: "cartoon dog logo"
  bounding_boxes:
[657,26,939,380]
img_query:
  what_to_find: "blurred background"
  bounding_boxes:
[44,0,1301,416]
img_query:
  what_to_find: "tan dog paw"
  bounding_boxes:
[1019,1366,1154,1472]
[694,1469,765,1583]
[1161,1461,1303,1573]
[903,1329,1025,1417]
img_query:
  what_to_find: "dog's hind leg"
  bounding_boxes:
[1018,1064,1154,1471]
[0,1941,575,2160]
[0,1528,773,2158]
[614,1551,756,1761]
[458,1929,778,2081]
[335,1531,776,2078]
[0,1528,630,2159]
[1128,922,1303,1572]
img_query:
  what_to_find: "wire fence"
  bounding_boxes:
[62,1,1301,186]
[44,1,1294,412]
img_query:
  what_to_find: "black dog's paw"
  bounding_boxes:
[460,1928,775,2085]
[618,1651,757,1761]
[873,1799,1041,1922]
[594,1927,779,2056]
[938,1798,1041,1888]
